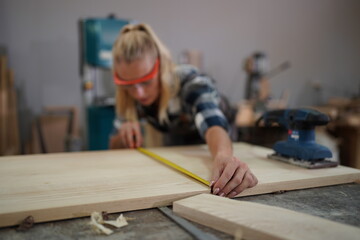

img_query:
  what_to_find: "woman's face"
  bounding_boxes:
[115,54,160,106]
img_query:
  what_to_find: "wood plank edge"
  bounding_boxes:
[0,190,209,228]
[235,173,360,198]
[174,193,360,240]
[173,196,279,240]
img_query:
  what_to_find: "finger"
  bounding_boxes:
[133,123,143,148]
[213,158,238,195]
[125,128,135,148]
[220,166,247,196]
[210,159,227,190]
[249,172,258,187]
[120,129,128,148]
[254,174,258,185]
[211,166,222,189]
[227,171,254,198]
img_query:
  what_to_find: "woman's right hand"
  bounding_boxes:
[119,121,143,148]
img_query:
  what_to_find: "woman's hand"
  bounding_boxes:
[119,121,143,148]
[204,126,258,198]
[211,154,258,198]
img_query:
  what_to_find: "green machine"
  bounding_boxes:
[82,17,130,68]
[79,16,131,150]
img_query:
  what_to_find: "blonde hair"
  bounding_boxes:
[112,23,179,123]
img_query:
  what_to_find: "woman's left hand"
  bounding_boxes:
[211,154,258,198]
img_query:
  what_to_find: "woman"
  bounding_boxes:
[111,23,257,198]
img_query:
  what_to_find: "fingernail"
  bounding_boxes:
[210,181,215,187]
[219,192,225,197]
[213,188,220,195]
[228,191,237,198]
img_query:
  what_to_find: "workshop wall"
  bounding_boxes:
[1,0,360,135]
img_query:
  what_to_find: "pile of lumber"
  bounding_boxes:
[0,52,20,156]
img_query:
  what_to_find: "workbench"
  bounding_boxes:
[0,183,358,239]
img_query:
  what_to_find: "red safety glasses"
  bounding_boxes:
[114,59,160,86]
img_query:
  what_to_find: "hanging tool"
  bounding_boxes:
[244,52,290,113]
[257,108,338,169]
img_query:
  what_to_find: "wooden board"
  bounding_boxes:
[5,69,20,155]
[28,106,80,154]
[173,194,360,240]
[0,149,208,227]
[150,143,360,197]
[0,55,20,156]
[0,143,359,228]
[0,55,8,155]
[39,114,69,153]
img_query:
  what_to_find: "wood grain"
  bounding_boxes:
[149,143,360,197]
[174,193,360,240]
[0,149,208,227]
[0,143,359,227]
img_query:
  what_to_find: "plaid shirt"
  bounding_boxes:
[137,65,229,139]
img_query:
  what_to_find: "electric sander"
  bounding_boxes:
[257,108,338,169]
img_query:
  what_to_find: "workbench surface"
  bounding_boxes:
[1,143,359,228]
[0,183,359,240]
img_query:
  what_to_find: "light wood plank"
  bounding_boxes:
[174,193,360,240]
[0,143,359,228]
[5,69,20,155]
[0,55,8,155]
[149,143,360,197]
[0,149,208,227]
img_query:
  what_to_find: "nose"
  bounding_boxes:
[133,84,145,98]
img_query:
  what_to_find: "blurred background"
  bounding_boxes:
[0,0,359,167]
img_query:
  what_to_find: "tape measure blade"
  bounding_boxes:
[138,147,210,186]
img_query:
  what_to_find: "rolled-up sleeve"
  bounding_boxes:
[182,75,229,138]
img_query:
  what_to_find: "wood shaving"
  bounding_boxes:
[89,212,128,235]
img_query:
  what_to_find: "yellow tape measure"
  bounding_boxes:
[137,147,210,187]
